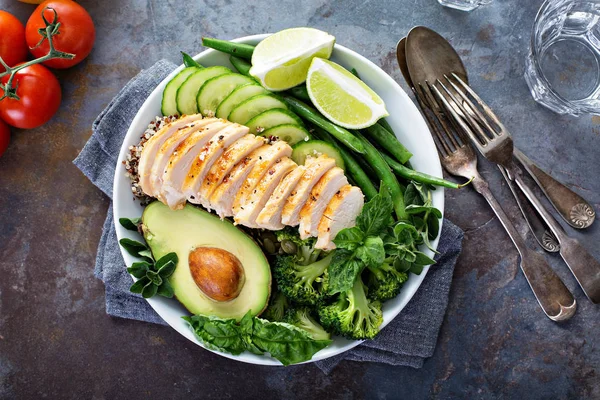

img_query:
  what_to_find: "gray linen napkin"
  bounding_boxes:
[74,59,464,372]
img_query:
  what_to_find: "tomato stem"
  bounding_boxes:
[0,7,75,101]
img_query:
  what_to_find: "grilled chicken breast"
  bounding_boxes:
[255,165,306,230]
[234,157,297,228]
[138,114,203,195]
[199,134,266,209]
[182,122,248,208]
[298,167,348,240]
[316,185,364,250]
[281,155,336,226]
[231,140,293,215]
[159,120,230,208]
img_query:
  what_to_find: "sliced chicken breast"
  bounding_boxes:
[255,166,306,230]
[298,167,348,239]
[182,122,249,208]
[138,113,203,195]
[159,120,233,209]
[231,141,293,215]
[209,144,275,218]
[234,157,297,228]
[148,117,218,197]
[199,134,266,208]
[316,185,365,250]
[281,155,336,227]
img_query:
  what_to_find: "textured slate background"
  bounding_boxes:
[1,0,599,398]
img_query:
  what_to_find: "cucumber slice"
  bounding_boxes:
[229,95,289,125]
[245,109,304,134]
[161,67,199,116]
[197,73,256,117]
[175,66,230,115]
[260,124,311,146]
[215,83,268,119]
[291,140,345,170]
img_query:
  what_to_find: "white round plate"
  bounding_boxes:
[113,34,444,366]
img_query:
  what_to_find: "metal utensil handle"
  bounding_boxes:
[515,149,596,229]
[472,176,576,320]
[512,170,600,304]
[498,166,559,253]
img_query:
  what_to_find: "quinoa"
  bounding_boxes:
[123,115,178,204]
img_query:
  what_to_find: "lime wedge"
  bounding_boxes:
[250,28,335,91]
[306,58,388,129]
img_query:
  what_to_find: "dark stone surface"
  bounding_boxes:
[1,0,599,398]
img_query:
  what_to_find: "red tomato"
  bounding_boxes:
[26,0,95,69]
[0,64,61,129]
[0,11,28,73]
[0,119,10,157]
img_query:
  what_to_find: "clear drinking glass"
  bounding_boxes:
[525,0,600,116]
[437,0,492,12]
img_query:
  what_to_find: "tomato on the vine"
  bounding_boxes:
[26,0,96,69]
[0,119,10,157]
[0,11,28,73]
[0,64,61,129]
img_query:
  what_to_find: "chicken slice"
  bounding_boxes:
[316,185,364,250]
[147,117,218,197]
[209,144,275,218]
[199,134,266,207]
[255,166,306,230]
[138,114,203,195]
[231,140,293,215]
[298,167,348,240]
[234,157,297,228]
[160,120,235,209]
[182,122,249,208]
[281,155,336,227]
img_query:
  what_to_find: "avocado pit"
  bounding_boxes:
[188,247,246,302]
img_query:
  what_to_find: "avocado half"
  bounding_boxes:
[141,202,271,320]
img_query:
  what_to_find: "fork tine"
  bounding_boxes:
[418,83,461,154]
[415,84,453,155]
[429,81,487,154]
[436,79,491,148]
[450,73,506,132]
[444,75,498,138]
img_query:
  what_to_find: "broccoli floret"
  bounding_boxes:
[261,290,290,322]
[274,253,333,306]
[282,307,331,341]
[318,278,383,340]
[365,261,409,302]
[275,226,320,265]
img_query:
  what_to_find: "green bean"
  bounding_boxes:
[181,52,203,68]
[311,127,378,200]
[363,123,412,164]
[286,85,311,102]
[280,95,365,153]
[354,131,406,220]
[229,55,252,76]
[377,118,394,135]
[382,153,462,189]
[202,38,255,59]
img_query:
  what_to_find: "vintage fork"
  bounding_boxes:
[431,73,600,304]
[413,83,576,321]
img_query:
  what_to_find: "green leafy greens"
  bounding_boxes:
[183,311,332,366]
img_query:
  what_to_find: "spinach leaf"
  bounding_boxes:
[183,315,247,355]
[327,249,364,295]
[251,319,331,366]
[333,226,364,251]
[119,217,141,231]
[357,185,393,236]
[414,251,436,266]
[156,279,174,298]
[355,236,385,267]
[127,261,151,279]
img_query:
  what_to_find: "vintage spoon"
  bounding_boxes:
[396,36,559,253]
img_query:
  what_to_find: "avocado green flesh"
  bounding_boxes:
[142,202,271,320]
